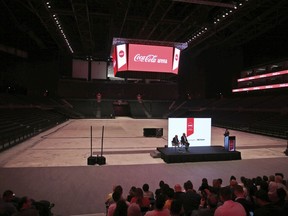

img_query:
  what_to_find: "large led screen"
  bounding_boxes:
[113,43,181,78]
[168,118,211,147]
[128,44,173,73]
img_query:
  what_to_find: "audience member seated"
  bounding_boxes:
[105,172,288,216]
[209,179,221,195]
[130,188,150,213]
[142,184,154,200]
[214,186,246,216]
[0,190,18,216]
[105,185,116,209]
[180,180,201,216]
[142,183,155,206]
[114,199,128,216]
[173,184,184,201]
[191,193,218,216]
[144,195,170,216]
[253,189,285,216]
[128,203,142,216]
[155,180,165,200]
[170,199,183,216]
[107,187,130,216]
[127,186,137,202]
[233,185,254,216]
[163,188,174,210]
[14,196,39,216]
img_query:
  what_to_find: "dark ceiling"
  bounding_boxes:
[1,0,288,62]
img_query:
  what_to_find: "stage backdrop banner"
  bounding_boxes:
[168,118,211,147]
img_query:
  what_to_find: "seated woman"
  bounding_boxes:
[130,188,150,212]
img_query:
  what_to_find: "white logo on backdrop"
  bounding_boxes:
[134,54,168,64]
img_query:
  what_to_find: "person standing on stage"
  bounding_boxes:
[224,129,230,137]
[181,133,190,152]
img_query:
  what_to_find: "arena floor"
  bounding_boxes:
[0,118,287,216]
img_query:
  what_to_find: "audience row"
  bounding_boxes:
[0,190,54,216]
[105,173,288,216]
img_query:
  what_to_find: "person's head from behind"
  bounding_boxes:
[275,175,284,184]
[128,203,141,216]
[207,193,219,208]
[2,190,15,202]
[155,194,166,210]
[184,180,193,191]
[159,180,165,188]
[254,189,270,207]
[135,188,144,199]
[112,191,122,203]
[142,183,149,192]
[217,178,223,186]
[166,188,175,200]
[129,186,137,196]
[219,186,232,202]
[234,185,245,197]
[174,184,182,192]
[114,185,123,196]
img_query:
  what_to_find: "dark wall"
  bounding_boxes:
[178,45,243,98]
[0,51,72,95]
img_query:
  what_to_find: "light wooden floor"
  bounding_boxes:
[0,118,287,216]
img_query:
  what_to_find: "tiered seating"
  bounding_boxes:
[250,113,288,138]
[66,99,98,118]
[142,101,172,119]
[100,100,115,118]
[169,94,288,139]
[0,108,67,151]
[129,101,147,118]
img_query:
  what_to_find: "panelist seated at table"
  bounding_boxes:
[181,133,190,151]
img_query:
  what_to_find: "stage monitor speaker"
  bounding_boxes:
[96,156,106,165]
[87,156,97,165]
[156,128,163,137]
[143,128,163,137]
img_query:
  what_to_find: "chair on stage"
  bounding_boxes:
[171,141,180,150]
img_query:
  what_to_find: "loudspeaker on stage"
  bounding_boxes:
[87,156,97,165]
[96,156,106,165]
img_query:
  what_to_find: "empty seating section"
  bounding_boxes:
[100,101,114,118]
[67,99,98,118]
[129,101,147,118]
[169,94,288,139]
[0,108,67,151]
[141,101,172,118]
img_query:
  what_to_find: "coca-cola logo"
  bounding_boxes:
[119,50,124,58]
[175,54,178,61]
[134,54,157,63]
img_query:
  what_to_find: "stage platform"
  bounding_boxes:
[157,146,241,163]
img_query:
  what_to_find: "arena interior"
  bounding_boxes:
[0,1,288,216]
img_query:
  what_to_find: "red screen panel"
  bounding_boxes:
[128,44,173,73]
